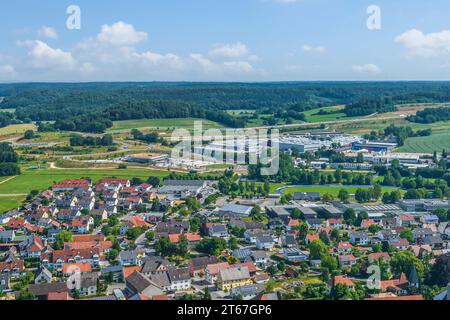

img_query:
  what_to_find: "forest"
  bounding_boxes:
[1,82,450,132]
[408,106,450,124]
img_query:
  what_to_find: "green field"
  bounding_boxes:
[397,132,450,153]
[0,123,36,136]
[303,105,350,123]
[107,118,224,133]
[0,196,26,213]
[0,168,171,195]
[281,185,400,197]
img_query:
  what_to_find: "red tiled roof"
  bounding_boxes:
[337,241,353,250]
[206,262,230,275]
[53,179,90,189]
[72,234,106,243]
[366,295,424,301]
[127,216,151,228]
[334,275,354,287]
[123,266,143,279]
[62,262,92,274]
[47,292,73,300]
[168,233,201,243]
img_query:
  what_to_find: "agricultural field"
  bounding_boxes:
[397,132,450,154]
[107,118,224,133]
[0,123,36,137]
[0,195,26,213]
[280,185,400,197]
[303,105,351,123]
[0,168,171,195]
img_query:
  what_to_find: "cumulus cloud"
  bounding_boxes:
[395,29,450,57]
[352,64,381,75]
[37,26,58,39]
[0,64,16,79]
[302,44,326,54]
[208,42,249,58]
[24,40,77,70]
[11,22,259,81]
[97,21,148,46]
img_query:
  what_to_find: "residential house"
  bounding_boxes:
[218,266,252,291]
[168,267,191,291]
[339,254,357,267]
[205,262,230,284]
[283,247,309,262]
[251,251,268,267]
[188,256,218,277]
[350,231,369,246]
[208,224,229,238]
[125,271,164,299]
[119,250,138,266]
[34,267,53,284]
[0,274,10,292]
[256,235,275,251]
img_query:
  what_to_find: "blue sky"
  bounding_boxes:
[1,0,450,81]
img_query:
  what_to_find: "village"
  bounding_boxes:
[0,169,449,301]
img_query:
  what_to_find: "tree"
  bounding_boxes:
[196,238,227,256]
[390,251,424,279]
[338,189,350,203]
[147,176,161,187]
[155,237,178,257]
[228,237,238,250]
[106,249,119,262]
[322,193,334,203]
[24,130,35,140]
[309,239,328,260]
[293,222,308,241]
[54,231,73,250]
[428,253,450,287]
[177,235,189,258]
[343,208,356,225]
[400,229,413,243]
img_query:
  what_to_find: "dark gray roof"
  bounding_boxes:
[168,267,190,282]
[28,282,69,296]
[188,256,218,269]
[126,272,154,293]
[232,248,253,260]
[163,180,206,187]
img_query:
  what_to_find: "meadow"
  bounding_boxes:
[280,185,400,197]
[0,168,171,195]
[107,118,224,133]
[0,196,26,213]
[397,132,450,154]
[0,123,36,137]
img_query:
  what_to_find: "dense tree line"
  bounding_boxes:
[249,153,373,185]
[69,134,114,147]
[0,143,20,176]
[408,107,450,124]
[364,124,432,146]
[0,112,20,128]
[3,82,450,132]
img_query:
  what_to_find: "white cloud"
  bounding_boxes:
[208,42,249,58]
[0,64,16,79]
[352,64,381,75]
[25,40,77,70]
[302,44,326,54]
[395,29,450,57]
[11,22,259,81]
[37,26,58,40]
[97,21,148,46]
